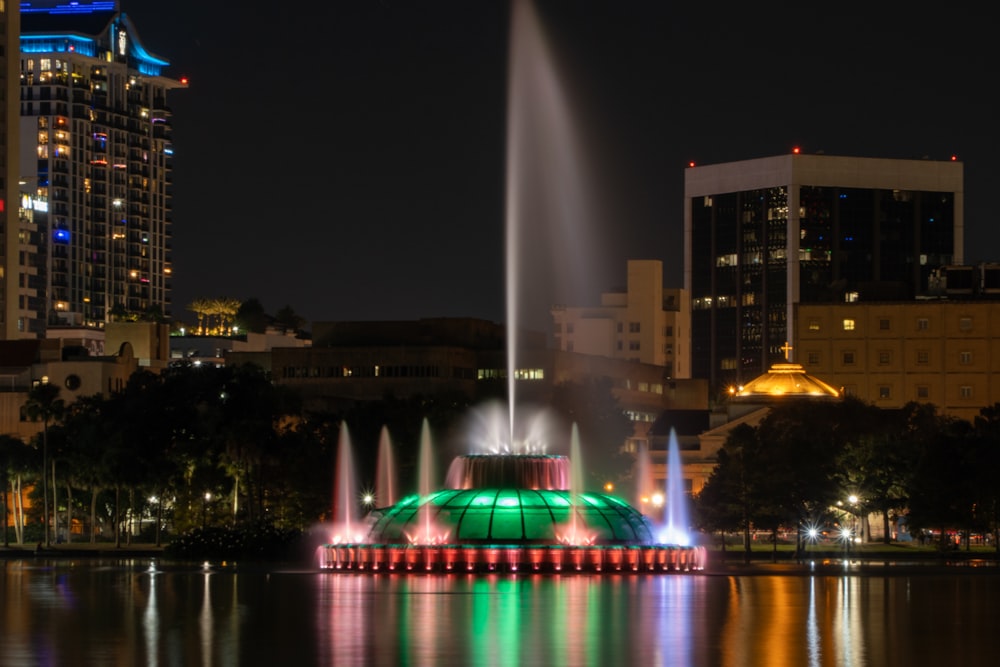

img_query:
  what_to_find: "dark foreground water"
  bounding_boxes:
[2,558,999,667]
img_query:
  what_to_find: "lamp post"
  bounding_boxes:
[847,494,861,543]
[202,492,211,529]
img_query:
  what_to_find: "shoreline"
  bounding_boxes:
[0,543,166,559]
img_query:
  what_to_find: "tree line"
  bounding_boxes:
[1,365,634,548]
[694,397,1000,560]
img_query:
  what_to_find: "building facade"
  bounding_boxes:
[226,318,708,447]
[1,1,22,339]
[17,2,185,331]
[797,297,1000,422]
[551,259,690,378]
[685,152,963,393]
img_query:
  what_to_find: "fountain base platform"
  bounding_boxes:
[318,543,706,573]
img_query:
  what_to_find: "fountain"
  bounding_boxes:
[375,426,397,508]
[318,0,704,573]
[660,428,692,547]
[317,407,704,573]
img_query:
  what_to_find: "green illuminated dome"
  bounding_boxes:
[367,488,655,545]
[366,455,655,545]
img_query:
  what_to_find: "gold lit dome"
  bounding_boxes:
[729,363,842,401]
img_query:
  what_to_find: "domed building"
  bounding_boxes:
[673,345,842,495]
[728,362,842,402]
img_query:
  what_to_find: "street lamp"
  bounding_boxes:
[202,492,211,529]
[847,494,861,542]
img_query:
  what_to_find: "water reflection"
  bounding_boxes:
[3,560,1000,666]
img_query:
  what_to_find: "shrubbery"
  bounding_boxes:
[164,522,307,562]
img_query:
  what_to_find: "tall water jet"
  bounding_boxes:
[332,422,360,538]
[661,428,691,547]
[566,422,589,544]
[414,418,439,543]
[316,0,708,574]
[375,426,397,508]
[635,442,654,517]
[505,0,599,443]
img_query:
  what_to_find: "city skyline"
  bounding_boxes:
[124,1,997,331]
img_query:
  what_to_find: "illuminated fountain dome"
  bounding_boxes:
[318,454,706,574]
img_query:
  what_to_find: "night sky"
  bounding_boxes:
[125,1,998,332]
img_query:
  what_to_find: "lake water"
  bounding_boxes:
[2,557,999,666]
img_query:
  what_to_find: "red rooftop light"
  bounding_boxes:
[792,146,801,154]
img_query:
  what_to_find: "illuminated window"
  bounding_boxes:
[808,319,820,331]
[843,319,855,331]
[845,292,859,303]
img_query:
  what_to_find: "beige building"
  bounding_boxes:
[0,321,169,440]
[0,337,139,440]
[551,259,690,378]
[796,298,1000,421]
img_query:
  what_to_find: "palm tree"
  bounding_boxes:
[187,298,212,334]
[25,381,65,547]
[215,297,242,335]
[0,435,32,547]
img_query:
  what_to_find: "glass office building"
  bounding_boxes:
[684,153,963,392]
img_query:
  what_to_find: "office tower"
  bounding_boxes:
[18,1,185,332]
[684,152,963,391]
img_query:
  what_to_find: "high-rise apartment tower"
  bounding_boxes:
[0,1,21,340]
[684,152,963,392]
[16,1,184,333]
